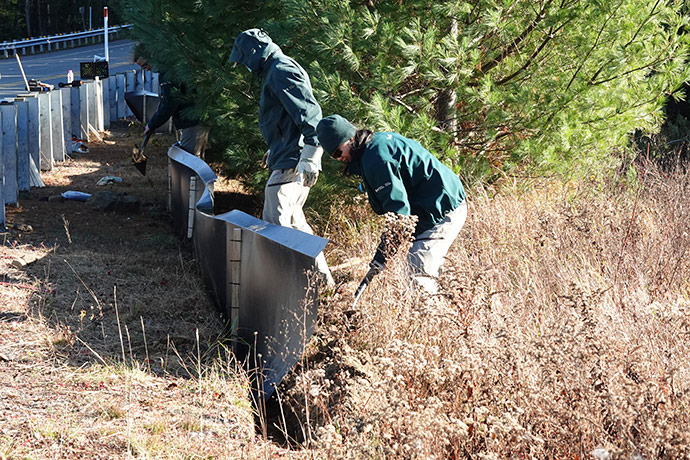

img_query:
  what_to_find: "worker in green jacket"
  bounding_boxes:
[317,115,467,294]
[229,28,333,286]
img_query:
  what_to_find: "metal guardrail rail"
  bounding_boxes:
[0,25,131,58]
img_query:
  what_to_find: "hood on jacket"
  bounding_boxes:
[228,28,281,74]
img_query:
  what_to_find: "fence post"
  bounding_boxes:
[1,103,18,205]
[227,227,242,335]
[38,92,53,171]
[14,99,29,192]
[60,88,72,155]
[187,176,197,238]
[116,73,126,119]
[79,83,90,141]
[50,90,65,162]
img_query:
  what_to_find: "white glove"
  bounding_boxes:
[296,144,323,187]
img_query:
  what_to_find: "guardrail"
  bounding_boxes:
[0,25,132,58]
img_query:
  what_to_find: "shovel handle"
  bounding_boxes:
[351,266,380,308]
[140,130,153,150]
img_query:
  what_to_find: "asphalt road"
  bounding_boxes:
[0,39,139,99]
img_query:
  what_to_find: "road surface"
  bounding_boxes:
[0,40,138,99]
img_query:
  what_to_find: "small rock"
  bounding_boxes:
[87,191,140,213]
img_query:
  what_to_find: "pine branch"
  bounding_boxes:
[494,21,567,86]
[477,0,553,76]
[565,0,624,92]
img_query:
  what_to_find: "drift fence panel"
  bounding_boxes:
[22,95,41,187]
[61,88,72,155]
[49,90,65,162]
[125,72,135,117]
[14,100,29,192]
[101,78,110,129]
[116,74,126,119]
[0,110,4,228]
[167,145,327,400]
[38,92,53,171]
[1,103,18,205]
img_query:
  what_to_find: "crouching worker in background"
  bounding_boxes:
[316,115,467,295]
[228,28,334,286]
[134,45,210,159]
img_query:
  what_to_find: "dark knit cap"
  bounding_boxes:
[316,115,357,155]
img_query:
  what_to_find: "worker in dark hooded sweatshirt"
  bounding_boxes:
[228,29,333,286]
[133,45,210,160]
[317,115,467,295]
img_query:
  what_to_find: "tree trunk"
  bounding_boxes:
[437,19,458,137]
[25,0,31,37]
[36,0,44,36]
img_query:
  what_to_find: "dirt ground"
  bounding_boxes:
[0,121,301,458]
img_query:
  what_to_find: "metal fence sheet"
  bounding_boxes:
[167,145,328,398]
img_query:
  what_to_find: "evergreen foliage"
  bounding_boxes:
[280,0,690,183]
[119,0,283,184]
[121,0,690,192]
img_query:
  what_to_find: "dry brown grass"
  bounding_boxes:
[281,163,690,459]
[3,121,690,458]
[0,122,309,459]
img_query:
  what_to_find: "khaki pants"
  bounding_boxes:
[178,125,210,160]
[263,169,333,285]
[408,201,467,293]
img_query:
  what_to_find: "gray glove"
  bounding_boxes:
[296,144,323,187]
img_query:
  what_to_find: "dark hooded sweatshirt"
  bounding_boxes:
[229,29,322,171]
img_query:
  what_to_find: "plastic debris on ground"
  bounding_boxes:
[61,191,91,202]
[96,176,123,186]
[71,137,89,153]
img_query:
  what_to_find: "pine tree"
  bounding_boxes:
[121,0,689,188]
[280,0,690,182]
[120,0,282,181]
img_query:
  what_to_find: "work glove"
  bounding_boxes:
[296,144,323,187]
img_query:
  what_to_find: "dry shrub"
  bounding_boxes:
[285,164,690,459]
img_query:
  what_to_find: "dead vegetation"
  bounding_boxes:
[1,122,690,458]
[280,163,690,459]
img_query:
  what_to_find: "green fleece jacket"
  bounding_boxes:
[346,132,466,235]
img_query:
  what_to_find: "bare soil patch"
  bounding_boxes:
[0,121,297,458]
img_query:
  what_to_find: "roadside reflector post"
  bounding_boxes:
[103,7,109,62]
